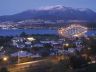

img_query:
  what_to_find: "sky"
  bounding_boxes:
[0,0,96,16]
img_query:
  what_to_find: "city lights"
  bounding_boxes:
[58,24,88,38]
[27,37,35,41]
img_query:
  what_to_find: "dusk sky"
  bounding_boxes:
[0,0,96,16]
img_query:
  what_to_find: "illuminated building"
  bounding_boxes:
[58,24,88,38]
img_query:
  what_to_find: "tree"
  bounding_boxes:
[50,60,70,72]
[40,48,50,57]
[44,43,53,49]
[70,55,88,69]
[39,43,53,57]
[20,32,28,37]
[0,67,9,72]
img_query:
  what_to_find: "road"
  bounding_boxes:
[8,59,52,72]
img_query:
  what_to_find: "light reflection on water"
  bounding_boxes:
[0,29,96,36]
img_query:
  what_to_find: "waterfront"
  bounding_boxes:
[0,29,96,36]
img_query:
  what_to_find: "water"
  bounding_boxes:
[0,29,96,36]
[0,29,57,36]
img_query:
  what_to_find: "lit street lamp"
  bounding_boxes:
[63,43,69,50]
[3,56,8,61]
[65,43,69,47]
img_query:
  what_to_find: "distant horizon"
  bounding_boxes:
[0,0,96,16]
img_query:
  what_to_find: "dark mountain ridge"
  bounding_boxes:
[0,5,96,22]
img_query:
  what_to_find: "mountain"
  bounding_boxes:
[0,5,96,22]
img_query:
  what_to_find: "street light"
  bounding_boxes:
[63,43,69,50]
[88,47,91,50]
[65,43,69,47]
[3,56,8,61]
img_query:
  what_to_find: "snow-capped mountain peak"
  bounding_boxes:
[38,5,67,10]
[77,8,94,13]
[38,5,95,13]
